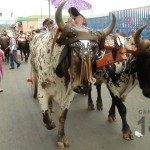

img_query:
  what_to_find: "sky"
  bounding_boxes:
[0,0,150,18]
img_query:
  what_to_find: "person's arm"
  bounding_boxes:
[68,15,84,26]
[75,15,84,25]
[5,45,10,51]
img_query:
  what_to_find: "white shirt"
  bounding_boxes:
[9,37,17,51]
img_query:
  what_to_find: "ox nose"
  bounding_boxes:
[73,85,91,94]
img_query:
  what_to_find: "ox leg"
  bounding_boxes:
[5,52,9,63]
[20,50,23,61]
[25,54,27,62]
[7,53,9,63]
[108,99,117,122]
[39,92,56,130]
[96,83,103,110]
[57,86,75,148]
[110,92,133,140]
[87,87,95,110]
[48,98,54,113]
[24,51,28,62]
[26,50,30,63]
[23,51,27,62]
[57,109,69,148]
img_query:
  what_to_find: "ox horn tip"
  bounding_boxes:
[61,0,67,6]
[55,0,66,31]
[134,24,148,50]
[55,0,66,15]
[136,24,147,33]
[102,13,116,36]
[111,13,116,21]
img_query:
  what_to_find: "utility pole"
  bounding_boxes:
[48,0,50,18]
[40,4,43,19]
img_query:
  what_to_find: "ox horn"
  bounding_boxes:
[103,13,116,36]
[134,25,147,50]
[55,1,66,31]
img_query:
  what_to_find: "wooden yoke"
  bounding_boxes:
[96,46,126,68]
[96,36,137,68]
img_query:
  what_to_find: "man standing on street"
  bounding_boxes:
[7,32,21,69]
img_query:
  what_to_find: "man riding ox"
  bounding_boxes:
[29,1,116,148]
[87,25,150,140]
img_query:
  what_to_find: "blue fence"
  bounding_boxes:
[86,6,150,39]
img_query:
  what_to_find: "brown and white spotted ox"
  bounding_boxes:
[29,1,116,148]
[88,25,150,140]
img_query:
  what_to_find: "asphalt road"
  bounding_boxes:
[0,61,150,150]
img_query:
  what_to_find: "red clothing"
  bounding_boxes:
[0,49,4,78]
[82,22,87,26]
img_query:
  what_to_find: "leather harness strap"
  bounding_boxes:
[57,34,98,45]
[56,25,99,45]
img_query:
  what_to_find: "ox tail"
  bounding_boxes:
[80,59,93,84]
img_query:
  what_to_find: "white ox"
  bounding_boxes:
[29,1,116,148]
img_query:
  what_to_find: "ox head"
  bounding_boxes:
[134,25,150,98]
[126,25,150,98]
[55,1,116,94]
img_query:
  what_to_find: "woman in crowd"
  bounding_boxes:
[67,7,87,26]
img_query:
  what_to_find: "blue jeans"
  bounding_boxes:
[9,50,21,68]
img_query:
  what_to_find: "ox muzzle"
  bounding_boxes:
[73,84,91,94]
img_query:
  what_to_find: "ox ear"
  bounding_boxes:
[55,46,70,78]
[124,56,137,74]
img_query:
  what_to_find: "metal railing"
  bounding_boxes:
[87,6,150,39]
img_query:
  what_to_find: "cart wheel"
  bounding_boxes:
[30,68,38,98]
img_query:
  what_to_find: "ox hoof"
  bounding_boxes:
[108,115,117,122]
[45,122,56,130]
[97,104,103,111]
[123,131,134,140]
[57,140,69,148]
[88,102,95,110]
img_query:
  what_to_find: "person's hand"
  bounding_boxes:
[68,20,76,26]
[67,17,76,25]
[68,17,72,21]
